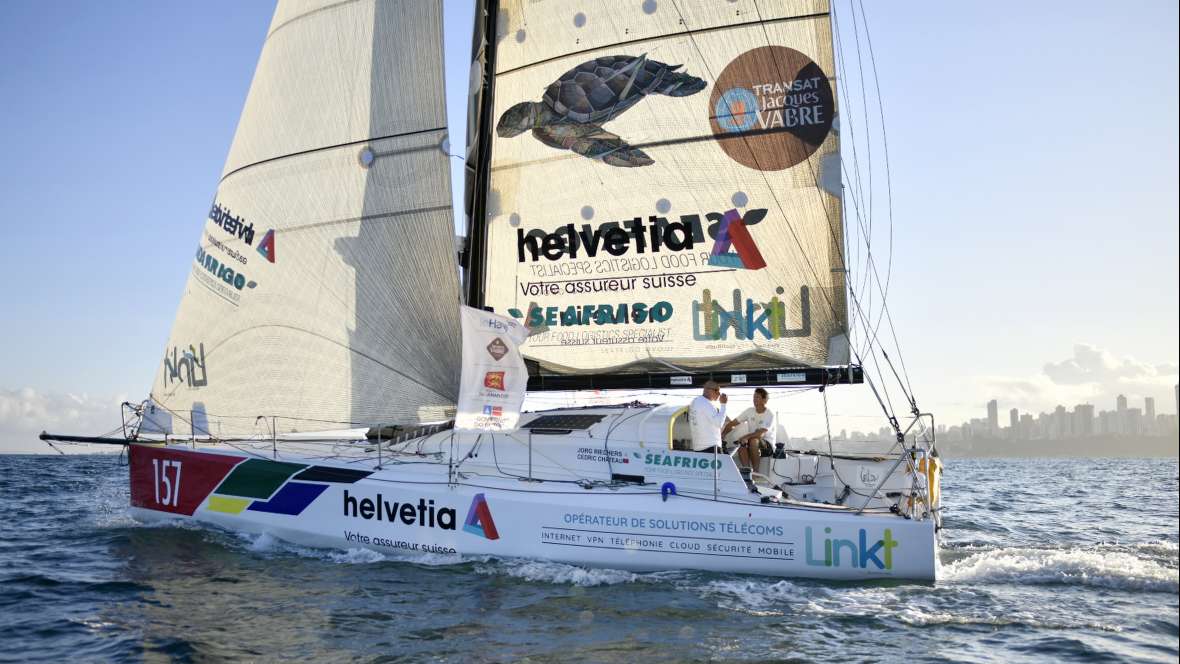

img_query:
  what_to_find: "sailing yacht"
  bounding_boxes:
[43,0,942,581]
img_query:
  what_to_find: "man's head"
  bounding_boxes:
[753,387,768,409]
[702,380,722,401]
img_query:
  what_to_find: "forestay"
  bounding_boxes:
[152,0,462,436]
[470,0,850,378]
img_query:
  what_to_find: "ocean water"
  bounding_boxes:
[0,454,1175,663]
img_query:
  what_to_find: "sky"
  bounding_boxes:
[0,1,1176,452]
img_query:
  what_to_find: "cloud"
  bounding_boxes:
[0,387,129,453]
[1044,344,1178,387]
[948,344,1179,426]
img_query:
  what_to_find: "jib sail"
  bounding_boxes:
[152,0,462,435]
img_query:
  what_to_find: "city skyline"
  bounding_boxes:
[808,388,1180,446]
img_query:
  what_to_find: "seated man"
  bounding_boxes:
[688,380,727,453]
[722,388,777,470]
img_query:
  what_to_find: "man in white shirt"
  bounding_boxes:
[723,387,777,470]
[688,380,727,452]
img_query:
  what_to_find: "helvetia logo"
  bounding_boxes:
[708,209,766,270]
[342,491,457,530]
[256,229,276,264]
[463,493,500,540]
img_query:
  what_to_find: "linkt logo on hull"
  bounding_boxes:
[805,527,899,571]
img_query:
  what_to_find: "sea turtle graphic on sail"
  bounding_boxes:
[496,54,706,167]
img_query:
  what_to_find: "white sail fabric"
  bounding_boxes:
[152,0,462,436]
[477,0,849,375]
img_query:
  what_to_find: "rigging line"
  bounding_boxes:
[746,0,903,415]
[217,125,447,184]
[833,276,900,426]
[745,2,892,405]
[842,0,879,342]
[830,2,890,361]
[694,2,894,428]
[849,0,874,286]
[857,0,913,404]
[837,162,896,361]
[666,0,851,356]
[746,0,889,371]
[881,349,917,414]
[829,1,871,303]
[838,0,910,401]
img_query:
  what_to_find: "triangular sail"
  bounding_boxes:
[152,0,462,436]
[467,0,849,383]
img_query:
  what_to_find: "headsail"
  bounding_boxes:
[466,0,850,385]
[153,0,462,436]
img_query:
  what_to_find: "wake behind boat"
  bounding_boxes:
[44,0,943,582]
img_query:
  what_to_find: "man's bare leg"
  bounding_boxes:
[737,443,751,468]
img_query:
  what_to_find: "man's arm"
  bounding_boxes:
[710,403,727,427]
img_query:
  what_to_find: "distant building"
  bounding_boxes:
[1144,397,1156,434]
[1009,408,1019,438]
[1052,405,1070,439]
[1019,413,1035,439]
[1117,394,1127,412]
[1126,408,1143,435]
[987,400,999,436]
[1073,404,1095,437]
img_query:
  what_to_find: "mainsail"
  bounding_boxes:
[466,0,850,384]
[152,0,462,436]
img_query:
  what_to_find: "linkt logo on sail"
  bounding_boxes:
[463,493,500,540]
[707,209,766,270]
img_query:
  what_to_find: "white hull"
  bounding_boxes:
[128,406,939,581]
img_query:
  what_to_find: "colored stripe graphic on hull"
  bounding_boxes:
[215,459,309,499]
[206,459,375,517]
[247,482,329,515]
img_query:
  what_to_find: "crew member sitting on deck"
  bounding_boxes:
[688,380,727,453]
[722,387,777,470]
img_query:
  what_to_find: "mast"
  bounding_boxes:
[462,0,499,310]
